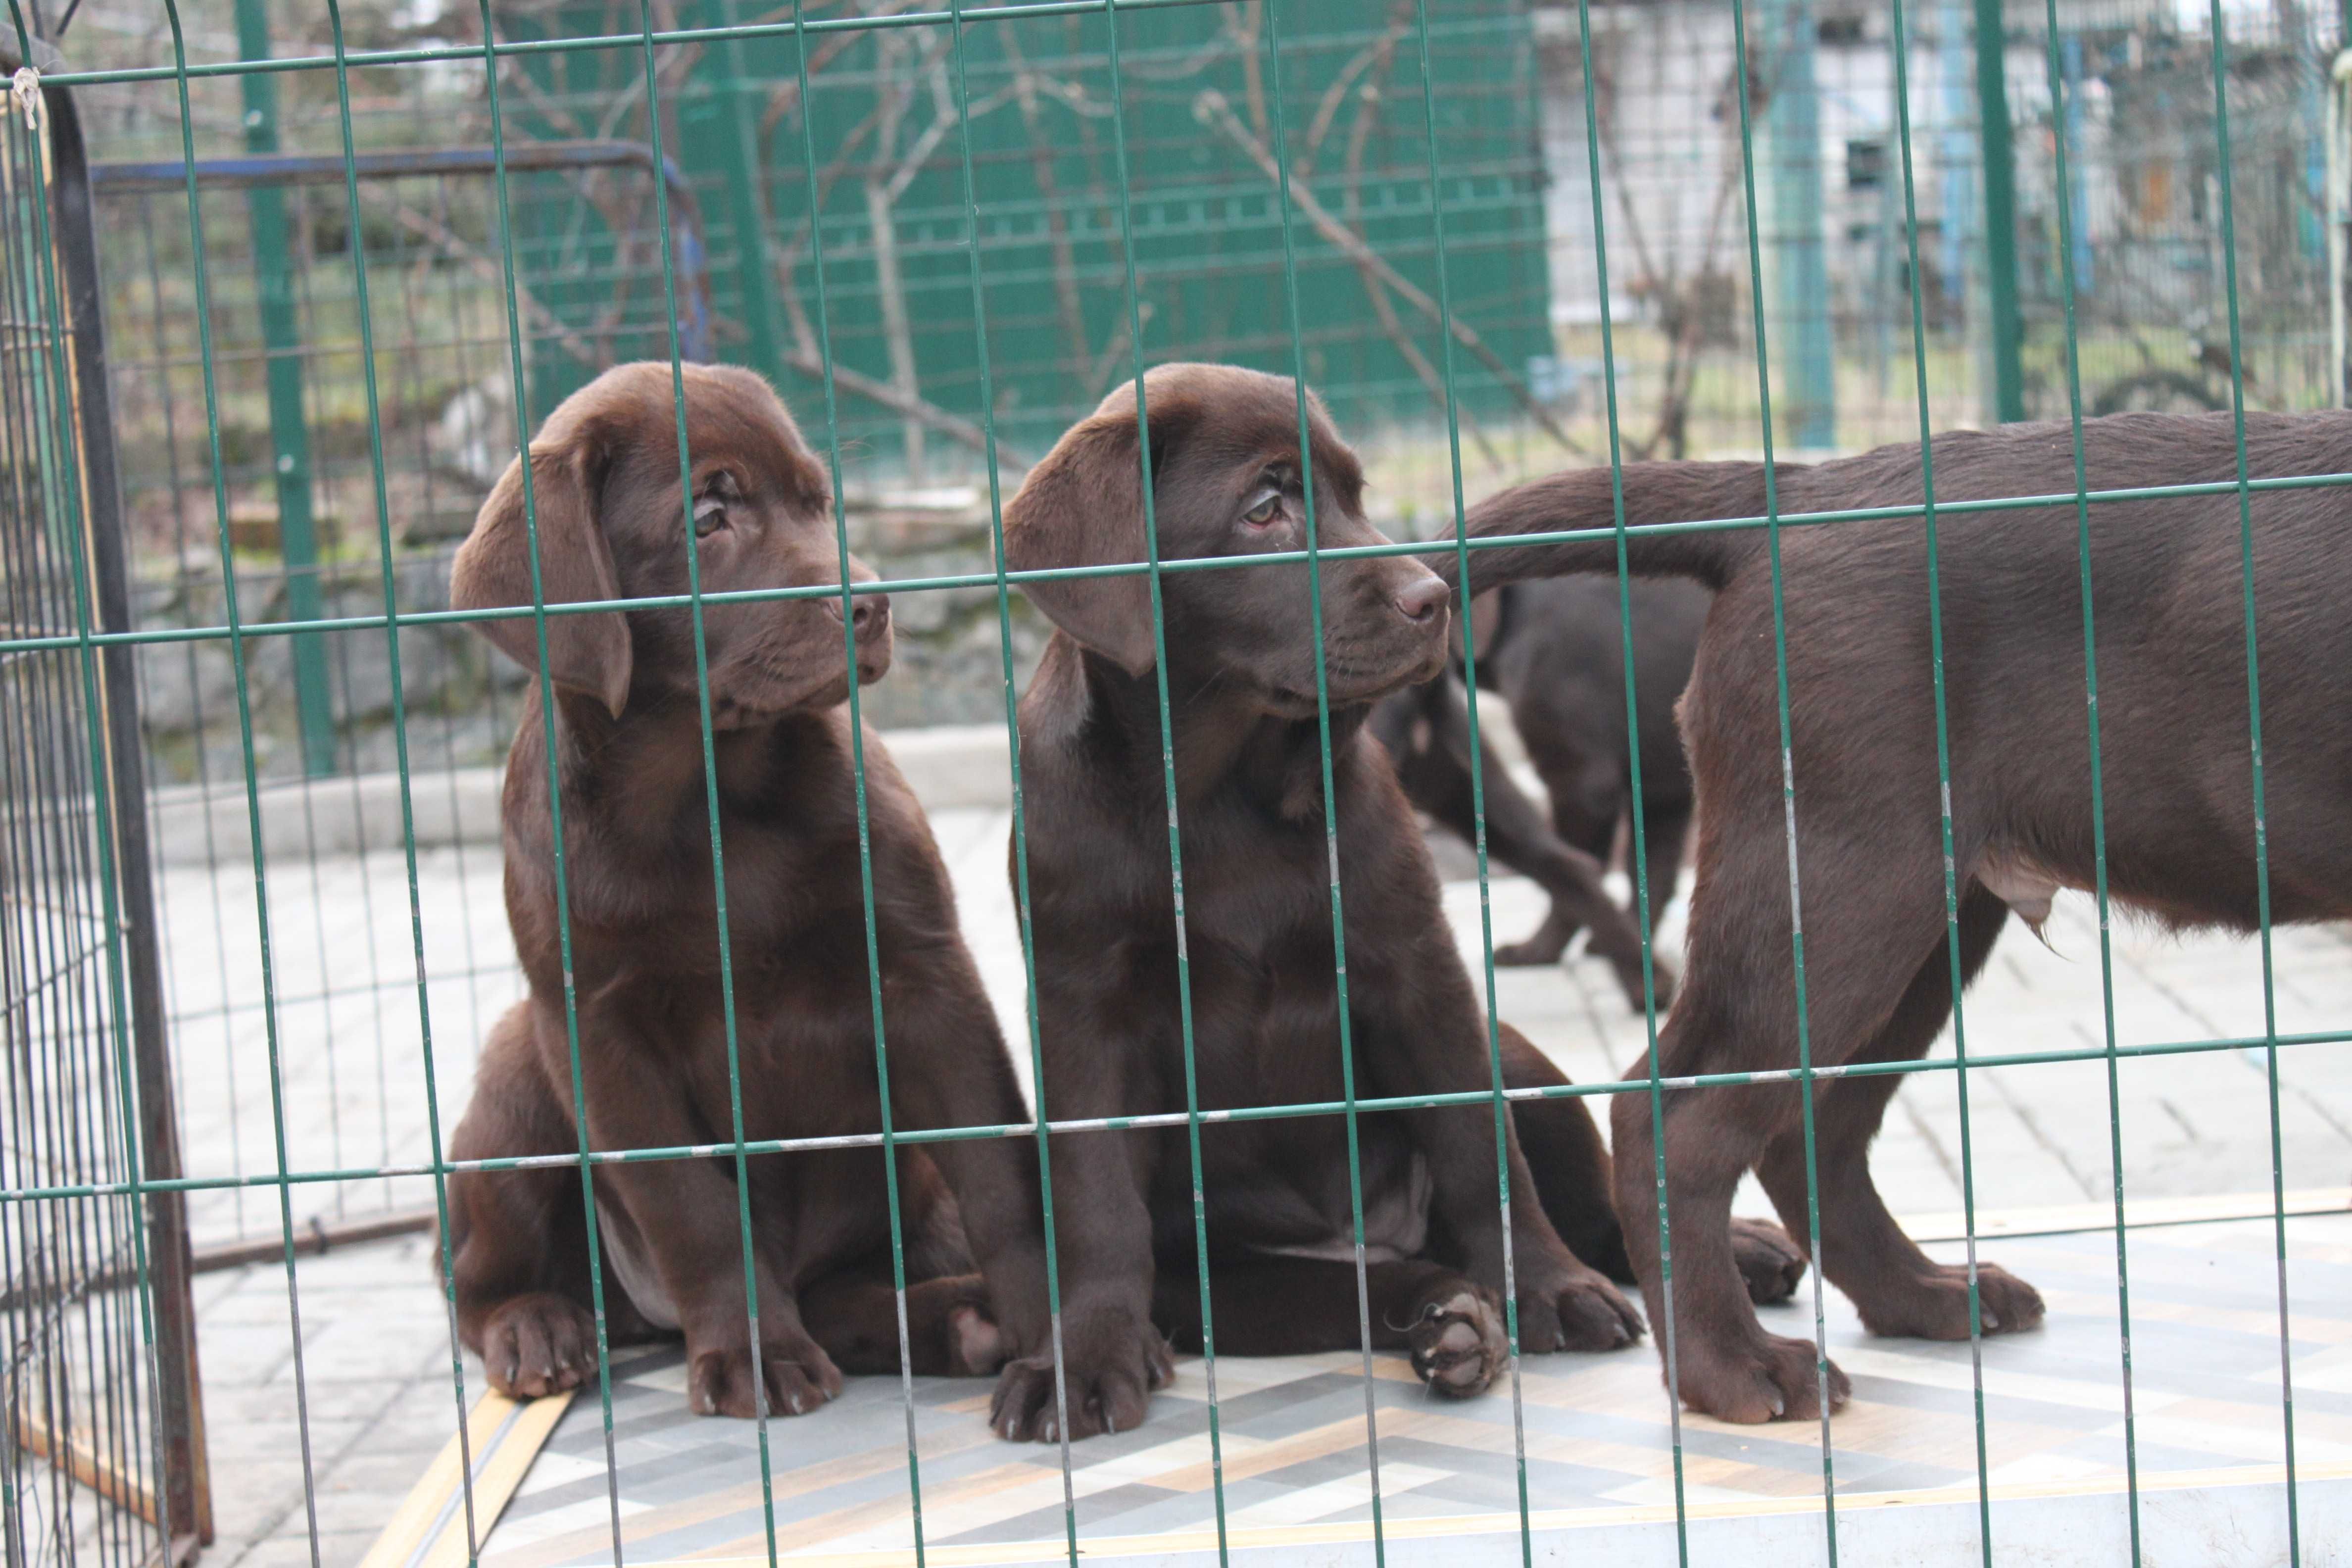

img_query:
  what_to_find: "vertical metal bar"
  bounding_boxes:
[2034,0,2141,1556]
[319,5,485,1561]
[156,10,330,1562]
[1727,0,1839,1552]
[467,7,631,1562]
[939,6,1086,1565]
[0,41,181,1568]
[1972,0,2025,423]
[232,0,335,779]
[1252,9,1385,1558]
[701,0,785,384]
[1408,6,1534,1561]
[778,6,931,1562]
[1564,0,1692,1555]
[1100,2,1229,1560]
[2202,10,2300,1561]
[43,79,214,1551]
[1886,0,1996,1557]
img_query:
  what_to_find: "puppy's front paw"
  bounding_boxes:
[481,1292,596,1398]
[1675,1328,1847,1424]
[688,1336,843,1419]
[1407,1288,1509,1397]
[988,1308,1173,1442]
[1519,1266,1645,1353]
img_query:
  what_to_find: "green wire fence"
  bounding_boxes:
[1,1,2347,1567]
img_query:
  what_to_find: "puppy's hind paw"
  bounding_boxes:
[1729,1216,1809,1305]
[1519,1269,1646,1353]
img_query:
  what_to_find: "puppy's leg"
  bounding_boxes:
[1613,824,1950,1423]
[1507,896,1793,1307]
[449,1006,649,1398]
[1494,755,1623,968]
[1632,800,1692,933]
[1153,1257,1511,1399]
[882,970,1174,1443]
[557,1016,840,1419]
[1348,907,1644,1358]
[1497,1025,1803,1304]
[1755,886,2043,1341]
[1497,1025,1630,1280]
[800,1268,1007,1376]
[1384,683,1645,990]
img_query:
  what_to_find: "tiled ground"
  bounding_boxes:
[477,1213,2352,1566]
[138,786,2352,1566]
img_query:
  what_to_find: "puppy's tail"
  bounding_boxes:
[1441,459,1792,597]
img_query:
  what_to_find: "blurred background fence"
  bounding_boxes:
[59,0,2349,780]
[19,0,2345,1255]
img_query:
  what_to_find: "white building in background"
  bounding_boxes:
[1524,0,2328,430]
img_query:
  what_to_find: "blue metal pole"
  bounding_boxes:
[1766,0,1837,445]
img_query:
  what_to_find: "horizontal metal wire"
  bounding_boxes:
[15,465,2352,659]
[4,1020,2342,1207]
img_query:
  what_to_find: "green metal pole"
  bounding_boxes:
[699,0,785,383]
[236,0,336,777]
[1972,0,2026,422]
[1764,0,1836,446]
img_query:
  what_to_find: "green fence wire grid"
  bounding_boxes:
[0,3,2343,1568]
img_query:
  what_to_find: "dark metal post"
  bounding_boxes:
[48,83,214,1555]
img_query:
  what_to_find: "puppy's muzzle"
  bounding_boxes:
[1392,574,1450,627]
[821,590,890,637]
[823,590,892,682]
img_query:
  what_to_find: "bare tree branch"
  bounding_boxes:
[1194,90,1586,456]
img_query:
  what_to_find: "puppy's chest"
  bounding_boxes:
[660,986,888,1141]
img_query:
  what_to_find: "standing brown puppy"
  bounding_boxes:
[1448,412,2352,1424]
[441,363,1108,1419]
[990,364,1803,1443]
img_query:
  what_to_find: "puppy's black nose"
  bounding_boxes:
[1392,575,1450,625]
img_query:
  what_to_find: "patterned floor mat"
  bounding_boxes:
[458,1210,2352,1566]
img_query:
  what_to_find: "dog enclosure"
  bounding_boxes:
[0,1,2347,1567]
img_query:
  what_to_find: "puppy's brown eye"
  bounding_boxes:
[1242,493,1281,527]
[692,495,727,538]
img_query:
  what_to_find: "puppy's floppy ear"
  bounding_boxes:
[450,436,633,719]
[1003,399,1158,677]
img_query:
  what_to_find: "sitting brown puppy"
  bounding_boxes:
[989,364,1802,1442]
[1448,411,2352,1424]
[442,362,1069,1418]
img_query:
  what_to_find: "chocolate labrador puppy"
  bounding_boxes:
[1446,411,2352,1423]
[992,364,1802,1441]
[1368,672,1663,1007]
[1466,577,1708,966]
[1373,579,1703,986]
[441,362,1078,1418]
